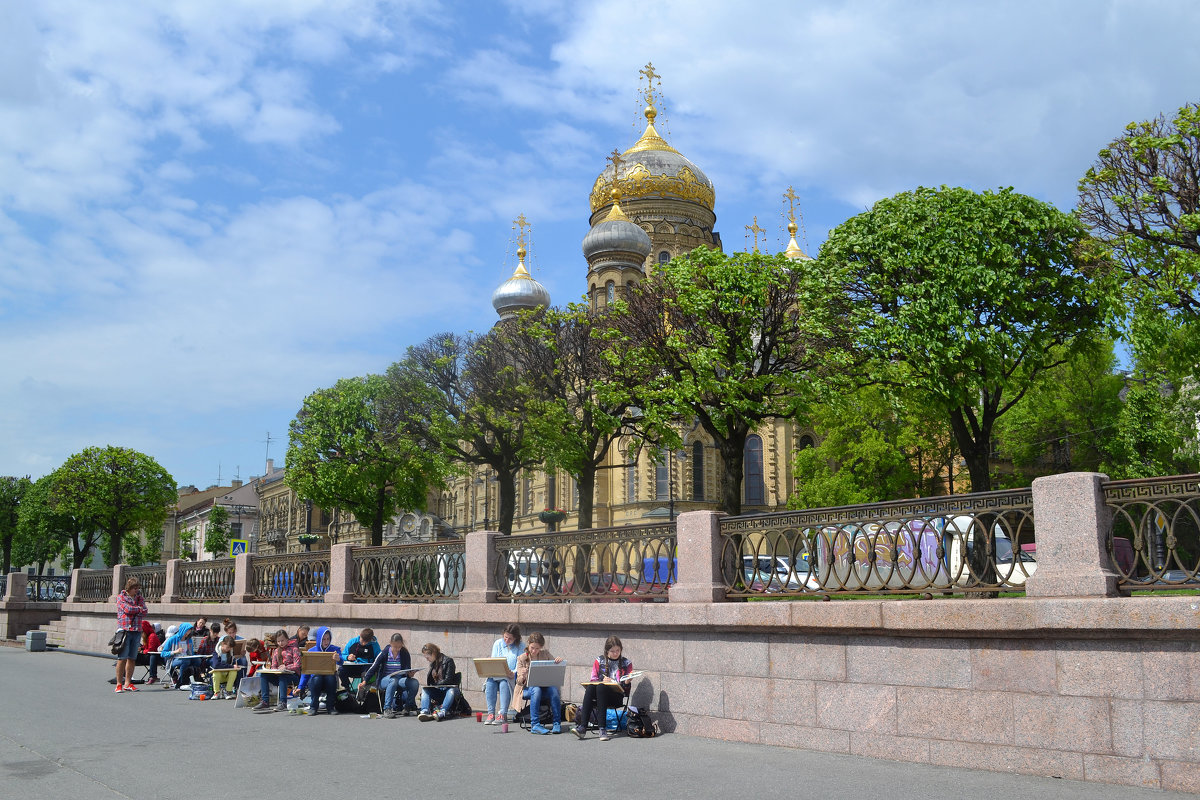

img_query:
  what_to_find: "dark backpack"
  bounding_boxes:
[625,708,660,738]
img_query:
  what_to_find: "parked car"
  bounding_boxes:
[740,555,818,593]
[561,572,662,602]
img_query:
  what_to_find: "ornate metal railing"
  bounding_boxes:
[126,565,167,602]
[178,559,235,601]
[76,569,114,602]
[720,489,1036,597]
[493,523,676,602]
[252,551,330,602]
[352,541,465,602]
[26,575,70,602]
[1104,474,1200,591]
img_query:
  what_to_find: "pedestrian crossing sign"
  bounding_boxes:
[230,539,248,556]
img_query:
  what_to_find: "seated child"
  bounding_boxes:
[417,643,460,722]
[253,629,301,712]
[297,626,342,715]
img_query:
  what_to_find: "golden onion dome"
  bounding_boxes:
[590,103,715,215]
[491,243,551,320]
[784,220,812,262]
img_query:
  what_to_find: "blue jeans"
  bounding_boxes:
[381,673,419,711]
[147,653,162,680]
[527,685,562,725]
[258,672,297,705]
[308,674,338,712]
[420,686,457,715]
[483,676,513,716]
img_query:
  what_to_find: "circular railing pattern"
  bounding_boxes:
[76,569,114,602]
[1104,475,1200,590]
[126,565,167,602]
[492,523,676,602]
[352,542,465,601]
[720,489,1036,596]
[252,551,330,601]
[179,559,236,601]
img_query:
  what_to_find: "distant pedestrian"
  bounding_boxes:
[114,578,147,693]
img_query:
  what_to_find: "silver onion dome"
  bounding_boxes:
[491,245,551,320]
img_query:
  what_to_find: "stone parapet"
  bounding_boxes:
[1026,472,1119,597]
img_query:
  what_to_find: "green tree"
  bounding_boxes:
[1102,378,1198,479]
[515,305,640,529]
[204,504,231,558]
[608,246,847,515]
[16,473,98,570]
[0,476,32,574]
[51,446,176,566]
[388,331,550,535]
[991,340,1124,482]
[287,374,448,547]
[820,186,1116,492]
[789,385,955,508]
[1078,102,1200,375]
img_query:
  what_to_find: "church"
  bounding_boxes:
[438,65,817,536]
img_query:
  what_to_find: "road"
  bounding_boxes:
[0,646,1192,799]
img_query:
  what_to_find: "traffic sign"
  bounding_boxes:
[230,539,248,556]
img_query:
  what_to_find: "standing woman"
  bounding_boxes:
[114,578,147,693]
[573,635,632,741]
[483,623,521,724]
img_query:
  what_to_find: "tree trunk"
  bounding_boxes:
[497,469,516,535]
[948,408,993,492]
[107,530,122,567]
[576,465,596,530]
[1,539,11,575]
[371,486,386,547]
[717,435,747,516]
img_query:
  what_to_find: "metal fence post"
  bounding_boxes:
[1026,472,1120,597]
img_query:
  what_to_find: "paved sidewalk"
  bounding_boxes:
[0,647,1193,799]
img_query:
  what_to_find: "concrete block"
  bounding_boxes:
[789,601,883,631]
[928,740,1084,780]
[1083,754,1161,788]
[693,715,761,744]
[881,598,1038,635]
[513,603,570,627]
[568,602,643,628]
[1111,699,1145,757]
[658,672,724,718]
[1161,760,1200,793]
[847,637,971,688]
[1143,641,1200,701]
[766,678,816,726]
[850,731,931,763]
[768,635,846,682]
[896,686,1014,745]
[814,682,896,734]
[1011,694,1112,753]
[619,631,684,674]
[722,675,769,720]
[759,722,850,753]
[1056,640,1144,699]
[1141,701,1200,760]
[1026,472,1118,598]
[668,510,725,603]
[684,632,768,677]
[707,601,791,630]
[24,631,47,652]
[971,639,1056,695]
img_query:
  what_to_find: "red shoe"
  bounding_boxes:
[115,685,125,693]
[124,684,138,692]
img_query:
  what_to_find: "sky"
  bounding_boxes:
[2,0,1198,490]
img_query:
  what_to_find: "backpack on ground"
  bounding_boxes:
[625,708,660,738]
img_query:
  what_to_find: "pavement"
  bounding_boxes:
[0,646,1194,800]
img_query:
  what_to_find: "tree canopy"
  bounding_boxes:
[387,331,551,535]
[50,446,176,566]
[287,374,448,547]
[820,186,1117,492]
[1078,101,1200,374]
[204,504,231,558]
[0,476,32,575]
[607,246,847,515]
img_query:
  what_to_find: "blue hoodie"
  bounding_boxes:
[161,623,194,670]
[341,634,381,664]
[297,626,340,692]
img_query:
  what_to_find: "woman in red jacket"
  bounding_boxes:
[114,578,147,693]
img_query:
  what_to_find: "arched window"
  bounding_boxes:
[658,250,671,264]
[606,281,615,304]
[691,441,705,501]
[571,478,579,509]
[626,456,637,502]
[799,434,815,450]
[547,474,557,510]
[655,456,669,500]
[522,474,532,515]
[744,435,765,506]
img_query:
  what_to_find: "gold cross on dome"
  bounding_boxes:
[639,62,661,105]
[746,215,766,252]
[783,186,800,225]
[608,148,624,176]
[513,214,530,246]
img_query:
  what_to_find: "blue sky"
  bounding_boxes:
[2,0,1198,490]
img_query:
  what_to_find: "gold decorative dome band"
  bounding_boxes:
[589,165,715,213]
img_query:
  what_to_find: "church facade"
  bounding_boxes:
[438,70,816,535]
